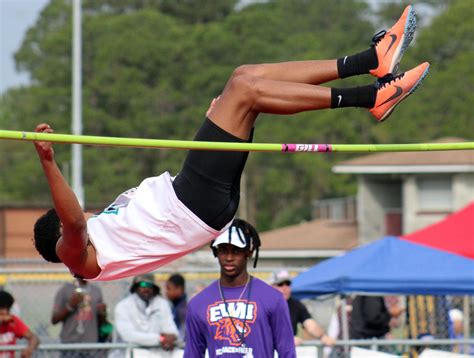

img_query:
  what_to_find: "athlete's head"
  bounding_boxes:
[211,219,261,276]
[33,208,62,263]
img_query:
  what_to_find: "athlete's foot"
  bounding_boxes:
[370,5,417,78]
[370,62,430,122]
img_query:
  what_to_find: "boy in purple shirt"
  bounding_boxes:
[185,219,296,357]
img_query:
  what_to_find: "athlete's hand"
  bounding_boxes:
[206,95,221,117]
[34,123,55,162]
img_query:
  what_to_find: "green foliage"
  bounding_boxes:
[158,0,238,24]
[80,0,238,23]
[0,0,472,231]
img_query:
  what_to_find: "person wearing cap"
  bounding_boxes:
[112,274,180,357]
[448,308,474,355]
[185,219,296,357]
[271,269,336,347]
[449,308,464,341]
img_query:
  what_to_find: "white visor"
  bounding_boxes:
[212,226,247,248]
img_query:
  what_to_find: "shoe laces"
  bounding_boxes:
[371,30,387,47]
[375,72,405,90]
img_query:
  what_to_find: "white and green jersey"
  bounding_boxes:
[87,172,227,281]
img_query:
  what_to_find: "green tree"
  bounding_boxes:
[0,0,472,231]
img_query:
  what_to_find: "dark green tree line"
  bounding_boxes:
[0,0,472,230]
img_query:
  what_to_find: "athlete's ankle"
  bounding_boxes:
[331,85,376,109]
[337,48,378,79]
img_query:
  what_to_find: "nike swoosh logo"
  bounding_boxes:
[384,34,397,56]
[378,86,403,107]
[343,56,348,65]
[337,95,343,107]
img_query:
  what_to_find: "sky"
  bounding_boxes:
[0,0,49,94]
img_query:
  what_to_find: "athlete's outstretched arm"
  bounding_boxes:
[34,123,88,266]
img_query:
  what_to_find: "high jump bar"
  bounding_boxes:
[0,130,473,153]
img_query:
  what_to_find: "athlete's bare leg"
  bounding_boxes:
[208,63,335,140]
[207,4,430,135]
[236,60,339,85]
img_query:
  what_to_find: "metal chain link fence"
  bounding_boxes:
[0,261,472,357]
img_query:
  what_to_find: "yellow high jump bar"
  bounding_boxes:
[0,130,473,153]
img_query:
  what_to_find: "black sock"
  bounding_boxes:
[331,85,377,109]
[337,47,378,78]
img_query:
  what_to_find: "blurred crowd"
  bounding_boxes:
[1,268,471,357]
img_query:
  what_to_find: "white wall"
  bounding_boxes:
[357,176,401,244]
[453,173,474,209]
[403,173,474,234]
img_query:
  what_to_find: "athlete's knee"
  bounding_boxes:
[232,64,263,78]
[227,72,261,104]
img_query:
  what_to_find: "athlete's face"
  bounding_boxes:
[216,244,250,278]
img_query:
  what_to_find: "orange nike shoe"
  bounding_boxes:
[370,5,417,78]
[370,62,430,122]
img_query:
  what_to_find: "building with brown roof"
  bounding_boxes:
[333,137,474,244]
[258,218,358,267]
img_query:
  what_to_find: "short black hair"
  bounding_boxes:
[211,218,261,268]
[167,273,185,289]
[33,208,62,263]
[0,291,14,310]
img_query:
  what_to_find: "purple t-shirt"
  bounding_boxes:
[184,277,296,357]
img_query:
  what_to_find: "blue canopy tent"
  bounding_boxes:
[291,203,474,344]
[292,236,474,298]
[292,202,474,298]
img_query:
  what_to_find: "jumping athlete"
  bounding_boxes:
[33,5,429,281]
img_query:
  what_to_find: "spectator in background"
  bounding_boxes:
[384,295,404,339]
[325,296,353,358]
[449,308,474,355]
[0,287,20,318]
[413,333,434,356]
[51,277,106,357]
[185,219,296,357]
[111,274,179,357]
[166,273,187,341]
[449,308,465,341]
[270,269,336,347]
[0,291,39,358]
[349,295,404,340]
